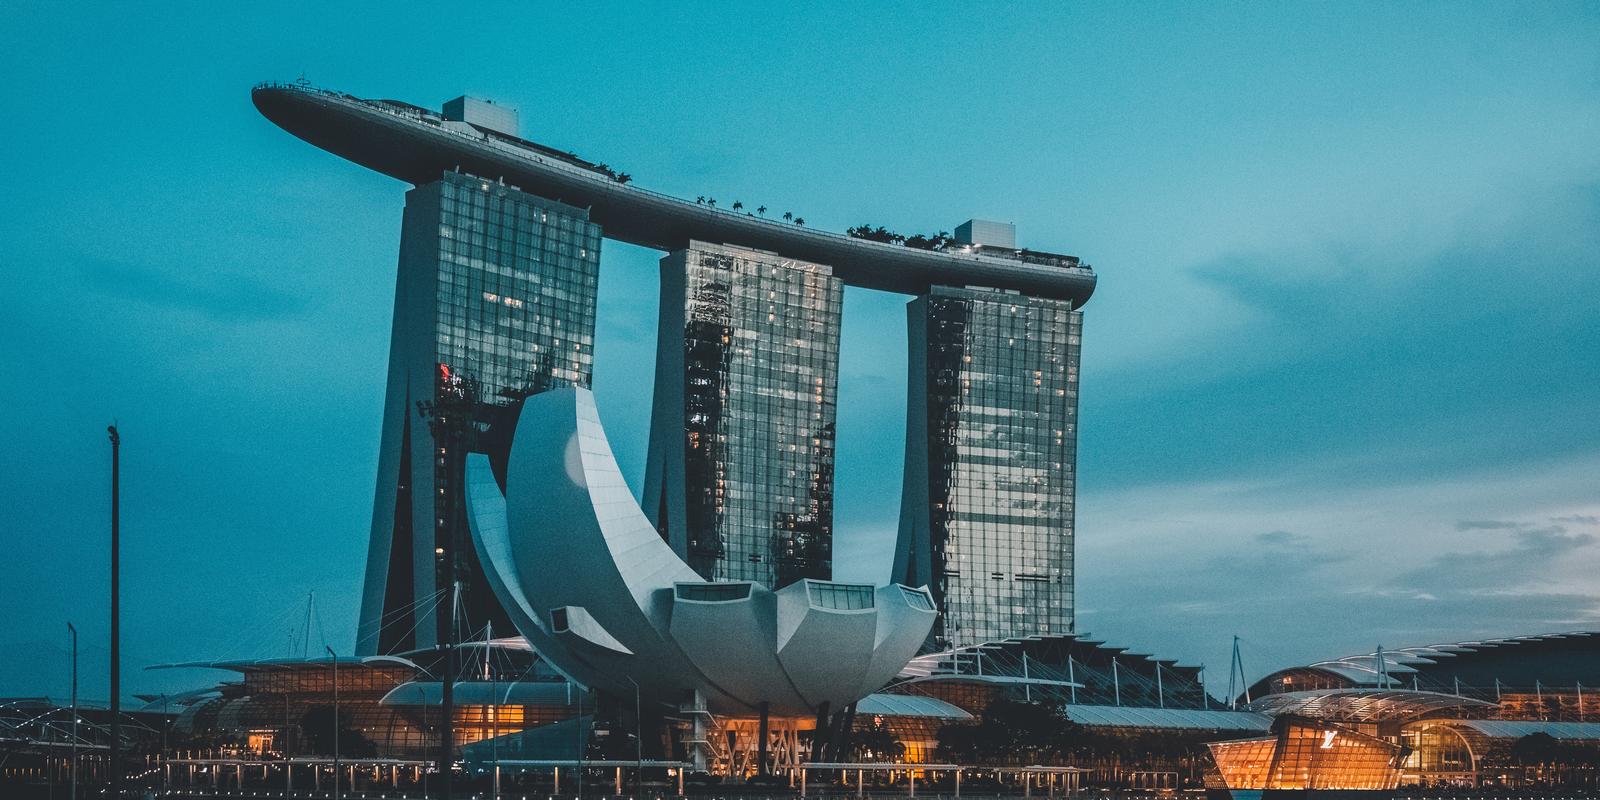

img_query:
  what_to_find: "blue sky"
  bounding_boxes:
[3,2,1599,699]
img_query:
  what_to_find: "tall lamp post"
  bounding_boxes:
[68,622,78,800]
[625,677,642,797]
[489,623,500,800]
[327,646,341,800]
[106,424,120,800]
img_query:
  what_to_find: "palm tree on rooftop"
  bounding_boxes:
[696,196,705,205]
[707,198,717,208]
[795,217,806,226]
[732,201,744,212]
[757,205,767,217]
[783,211,793,222]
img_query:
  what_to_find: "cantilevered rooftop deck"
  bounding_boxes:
[252,82,1096,305]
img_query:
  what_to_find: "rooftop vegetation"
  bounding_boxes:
[847,224,958,251]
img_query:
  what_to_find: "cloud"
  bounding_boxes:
[1254,530,1305,546]
[1070,180,1600,675]
[1455,520,1525,531]
[74,256,309,322]
[1076,455,1600,675]
[1395,526,1596,593]
[1210,530,1349,577]
[1083,184,1600,492]
[1554,515,1600,526]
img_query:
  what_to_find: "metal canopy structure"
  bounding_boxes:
[1248,631,1600,700]
[1451,719,1600,741]
[1244,689,1495,723]
[378,680,578,707]
[1060,704,1271,732]
[895,633,1209,709]
[146,655,420,673]
[855,693,973,720]
[0,698,161,754]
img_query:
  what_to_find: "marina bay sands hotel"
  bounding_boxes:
[252,83,1092,658]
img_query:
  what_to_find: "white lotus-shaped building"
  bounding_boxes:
[465,387,936,718]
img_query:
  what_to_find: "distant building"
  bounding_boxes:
[1244,632,1600,718]
[896,286,1082,648]
[138,645,576,762]
[358,171,602,655]
[644,241,844,588]
[1235,632,1600,787]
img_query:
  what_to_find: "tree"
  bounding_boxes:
[300,706,378,758]
[1511,732,1561,767]
[795,217,805,226]
[783,211,793,222]
[696,196,705,204]
[707,198,717,208]
[616,173,632,184]
[935,699,1085,766]
[731,201,744,212]
[847,224,902,244]
[757,205,767,216]
[851,724,905,763]
[847,224,955,251]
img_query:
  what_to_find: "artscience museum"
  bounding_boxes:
[465,387,936,722]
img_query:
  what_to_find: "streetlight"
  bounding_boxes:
[68,622,77,800]
[624,677,642,798]
[326,646,340,800]
[106,424,121,800]
[489,623,500,800]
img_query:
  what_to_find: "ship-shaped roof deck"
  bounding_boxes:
[252,82,1096,305]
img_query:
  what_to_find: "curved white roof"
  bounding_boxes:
[466,387,936,717]
[856,693,973,720]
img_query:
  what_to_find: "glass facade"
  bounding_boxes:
[431,172,598,397]
[172,663,577,760]
[645,242,843,589]
[897,286,1081,649]
[806,581,876,610]
[1208,719,1404,790]
[1402,723,1478,779]
[360,171,601,654]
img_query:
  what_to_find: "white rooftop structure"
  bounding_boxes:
[954,219,1017,249]
[443,95,519,137]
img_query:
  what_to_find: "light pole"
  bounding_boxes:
[440,582,460,800]
[575,687,585,798]
[161,693,169,792]
[106,424,121,800]
[489,623,500,800]
[68,622,77,800]
[327,646,340,800]
[625,676,642,798]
